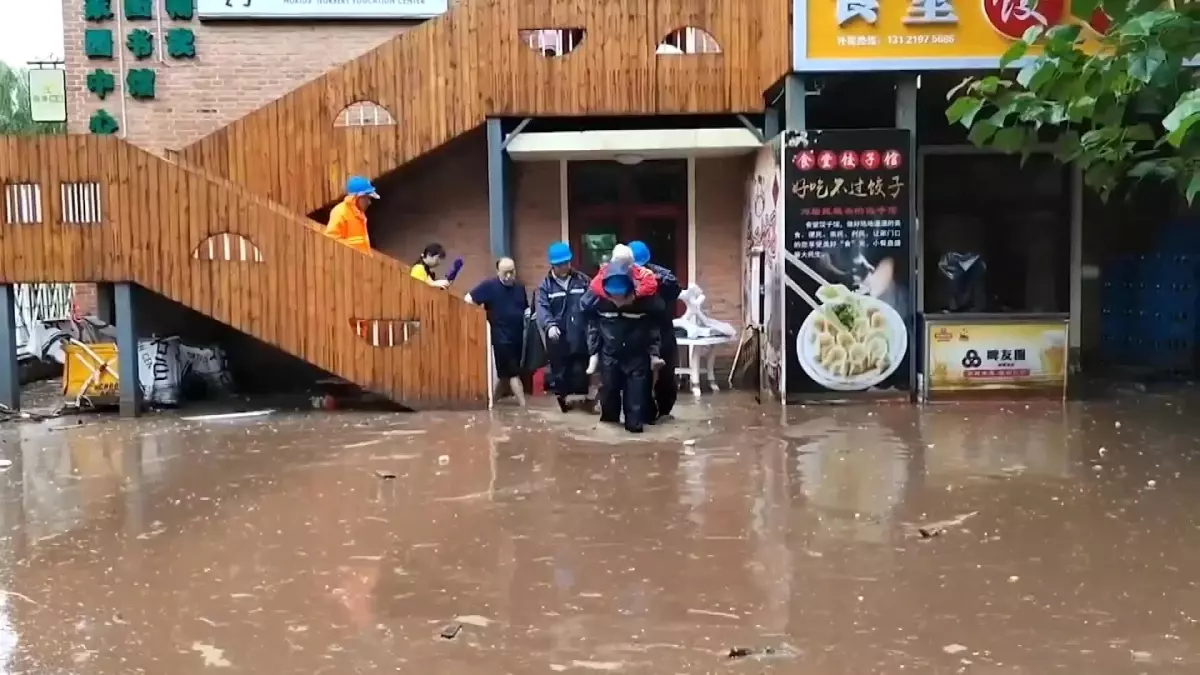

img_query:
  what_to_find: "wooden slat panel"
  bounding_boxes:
[176,0,789,216]
[0,136,488,409]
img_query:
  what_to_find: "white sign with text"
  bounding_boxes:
[197,0,449,20]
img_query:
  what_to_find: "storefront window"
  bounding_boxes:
[922,153,1071,314]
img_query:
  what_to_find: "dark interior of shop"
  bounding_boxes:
[805,72,1074,315]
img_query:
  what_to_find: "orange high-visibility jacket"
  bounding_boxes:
[324,196,372,253]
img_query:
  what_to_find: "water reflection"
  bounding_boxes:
[0,398,1194,672]
[920,404,1076,482]
[784,410,910,545]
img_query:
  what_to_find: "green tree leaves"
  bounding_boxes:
[946,5,1200,202]
[0,62,66,135]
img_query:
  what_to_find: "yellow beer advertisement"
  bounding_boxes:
[926,321,1068,395]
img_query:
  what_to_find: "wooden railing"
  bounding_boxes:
[179,0,791,216]
[0,136,489,409]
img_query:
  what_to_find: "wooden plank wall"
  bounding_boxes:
[178,0,791,217]
[0,136,490,410]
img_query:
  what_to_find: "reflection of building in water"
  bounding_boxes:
[786,414,908,544]
[920,407,1075,481]
[20,426,88,544]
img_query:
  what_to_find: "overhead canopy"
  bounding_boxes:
[504,128,763,162]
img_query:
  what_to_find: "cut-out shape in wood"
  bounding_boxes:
[657,27,722,54]
[3,183,43,225]
[334,101,397,128]
[60,182,104,224]
[350,319,421,346]
[518,28,586,57]
[192,233,264,262]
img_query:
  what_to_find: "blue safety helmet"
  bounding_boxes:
[602,260,635,296]
[346,175,380,199]
[629,240,651,266]
[547,241,573,265]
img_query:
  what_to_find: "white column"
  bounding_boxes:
[559,160,569,242]
[687,157,697,287]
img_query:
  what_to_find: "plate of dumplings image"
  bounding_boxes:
[795,284,908,391]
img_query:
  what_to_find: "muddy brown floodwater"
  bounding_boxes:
[0,392,1198,673]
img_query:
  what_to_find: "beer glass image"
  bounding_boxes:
[1040,330,1066,378]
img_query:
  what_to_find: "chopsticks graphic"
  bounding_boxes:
[783,250,850,333]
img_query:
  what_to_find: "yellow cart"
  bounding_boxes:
[62,341,121,407]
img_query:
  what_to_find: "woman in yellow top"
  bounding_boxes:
[410,243,463,289]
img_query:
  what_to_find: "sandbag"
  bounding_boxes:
[137,337,183,406]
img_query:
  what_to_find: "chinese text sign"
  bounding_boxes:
[925,320,1068,396]
[782,129,916,398]
[797,0,1108,70]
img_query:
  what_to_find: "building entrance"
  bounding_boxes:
[567,160,688,299]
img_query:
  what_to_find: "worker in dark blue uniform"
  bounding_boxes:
[535,242,593,412]
[580,253,665,433]
[628,240,682,422]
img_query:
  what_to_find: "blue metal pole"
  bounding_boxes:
[115,283,141,417]
[0,285,19,411]
[486,118,513,260]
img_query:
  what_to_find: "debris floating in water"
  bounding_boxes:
[182,409,275,422]
[943,644,968,655]
[374,469,397,480]
[913,511,979,540]
[439,623,462,639]
[190,642,233,667]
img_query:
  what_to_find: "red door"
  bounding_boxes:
[569,161,688,313]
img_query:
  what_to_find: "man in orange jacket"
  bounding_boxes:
[324,176,379,253]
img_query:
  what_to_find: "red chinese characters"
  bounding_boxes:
[1082,8,1111,35]
[795,147,905,172]
[982,0,1064,41]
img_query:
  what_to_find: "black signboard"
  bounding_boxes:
[782,129,915,398]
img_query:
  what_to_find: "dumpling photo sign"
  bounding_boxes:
[780,128,915,400]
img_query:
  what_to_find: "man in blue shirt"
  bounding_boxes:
[466,257,529,406]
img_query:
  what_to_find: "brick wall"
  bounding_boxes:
[63,0,414,153]
[370,135,564,296]
[694,156,754,370]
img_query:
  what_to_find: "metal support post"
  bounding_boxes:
[115,283,141,418]
[0,285,19,411]
[487,118,513,261]
[784,73,808,131]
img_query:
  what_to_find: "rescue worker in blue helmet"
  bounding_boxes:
[580,245,666,433]
[535,241,594,413]
[628,240,682,421]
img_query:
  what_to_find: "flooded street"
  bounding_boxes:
[0,393,1197,673]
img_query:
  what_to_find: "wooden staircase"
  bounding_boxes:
[0,136,489,409]
[178,0,791,216]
